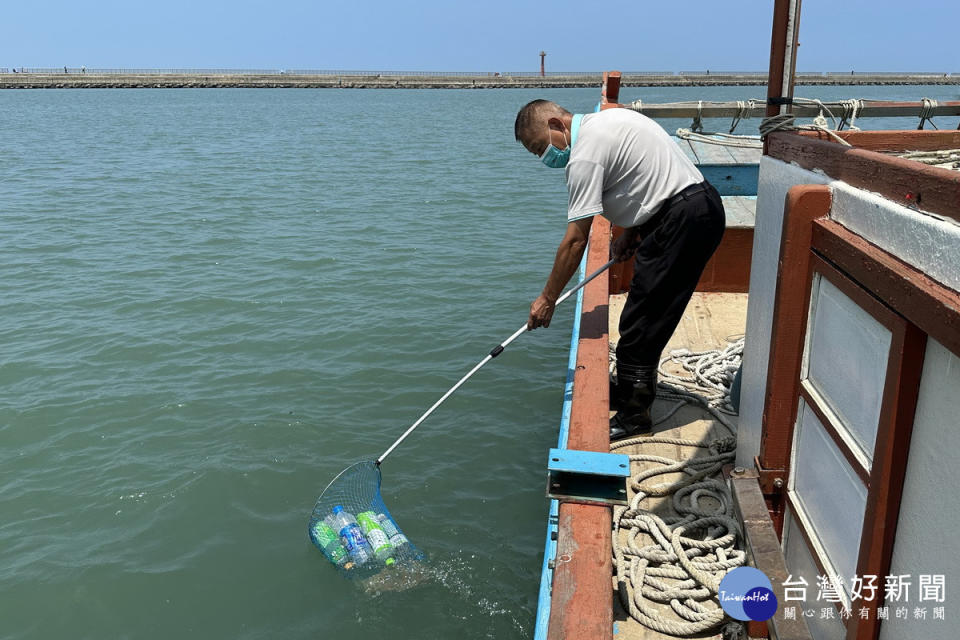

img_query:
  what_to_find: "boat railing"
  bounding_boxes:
[2,68,955,79]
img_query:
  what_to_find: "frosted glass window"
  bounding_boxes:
[805,276,891,464]
[783,508,850,640]
[792,399,867,587]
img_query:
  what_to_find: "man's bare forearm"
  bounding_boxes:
[542,237,587,302]
[527,218,593,330]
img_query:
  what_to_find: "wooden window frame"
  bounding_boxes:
[783,252,924,629]
[759,181,952,639]
[801,255,905,479]
[811,223,930,640]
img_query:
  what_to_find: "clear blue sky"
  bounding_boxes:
[5,0,958,72]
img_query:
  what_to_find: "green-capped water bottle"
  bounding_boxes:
[357,511,394,566]
[377,513,412,555]
[310,520,353,569]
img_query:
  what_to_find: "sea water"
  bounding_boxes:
[1,85,957,640]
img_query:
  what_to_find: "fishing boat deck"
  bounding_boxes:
[678,138,761,166]
[608,291,749,640]
[675,137,760,229]
[717,196,757,229]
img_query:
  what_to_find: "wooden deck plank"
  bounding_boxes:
[608,292,749,640]
[689,139,739,164]
[678,139,703,165]
[677,139,733,165]
[727,146,763,164]
[721,196,757,229]
[674,137,762,166]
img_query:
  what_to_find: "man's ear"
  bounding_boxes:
[546,116,565,133]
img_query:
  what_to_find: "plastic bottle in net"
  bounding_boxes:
[308,461,423,578]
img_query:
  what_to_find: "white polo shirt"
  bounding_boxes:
[565,109,704,227]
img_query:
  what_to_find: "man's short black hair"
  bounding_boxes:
[514,99,571,143]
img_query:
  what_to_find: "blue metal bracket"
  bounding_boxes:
[546,448,631,506]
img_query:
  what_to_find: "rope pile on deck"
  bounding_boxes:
[897,148,960,170]
[610,338,746,636]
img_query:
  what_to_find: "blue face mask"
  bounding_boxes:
[540,128,570,169]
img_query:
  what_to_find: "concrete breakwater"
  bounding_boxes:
[2,72,958,89]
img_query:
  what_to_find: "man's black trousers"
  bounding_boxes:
[616,181,726,370]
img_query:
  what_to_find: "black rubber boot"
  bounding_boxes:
[609,377,620,411]
[610,364,657,441]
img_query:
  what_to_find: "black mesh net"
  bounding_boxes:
[308,461,423,578]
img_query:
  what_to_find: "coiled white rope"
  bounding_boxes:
[837,99,863,131]
[610,338,746,636]
[691,100,704,133]
[918,97,939,130]
[728,99,759,133]
[898,148,960,170]
[759,112,852,146]
[759,97,853,146]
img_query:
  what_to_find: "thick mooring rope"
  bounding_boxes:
[759,98,854,146]
[917,97,939,130]
[898,148,960,170]
[610,338,746,636]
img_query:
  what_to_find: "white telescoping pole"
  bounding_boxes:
[376,258,615,466]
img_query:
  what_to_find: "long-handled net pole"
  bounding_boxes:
[376,258,616,466]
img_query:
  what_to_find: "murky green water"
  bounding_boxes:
[1,85,956,640]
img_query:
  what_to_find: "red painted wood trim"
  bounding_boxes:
[550,504,614,640]
[765,0,800,119]
[548,216,613,640]
[794,129,960,152]
[608,227,754,295]
[696,228,753,293]
[811,219,960,358]
[766,131,960,224]
[848,325,926,640]
[601,71,621,108]
[810,254,904,333]
[566,218,612,452]
[759,185,832,496]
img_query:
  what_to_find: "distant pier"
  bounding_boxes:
[1,70,958,89]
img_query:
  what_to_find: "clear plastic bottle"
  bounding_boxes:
[377,513,411,554]
[356,511,394,565]
[329,506,372,566]
[310,520,353,569]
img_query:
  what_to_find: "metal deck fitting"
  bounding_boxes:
[546,448,631,506]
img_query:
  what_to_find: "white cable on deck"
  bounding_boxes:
[610,338,747,636]
[675,128,763,150]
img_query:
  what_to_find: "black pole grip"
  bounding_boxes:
[489,345,505,358]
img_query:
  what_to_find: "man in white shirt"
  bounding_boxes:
[515,99,725,440]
